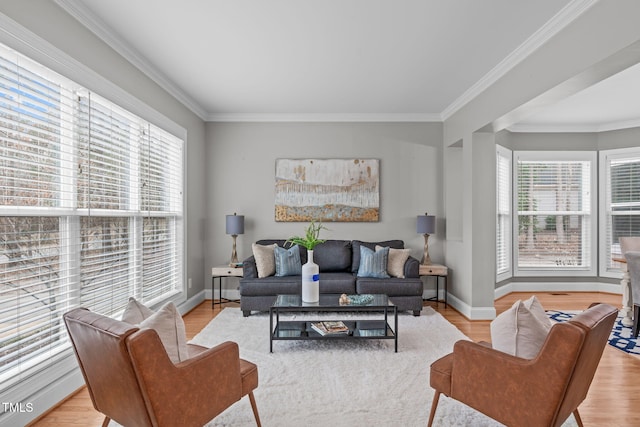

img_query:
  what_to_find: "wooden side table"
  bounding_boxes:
[419,264,448,307]
[211,266,243,308]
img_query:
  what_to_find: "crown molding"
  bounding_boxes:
[441,0,599,121]
[206,112,443,123]
[55,0,208,121]
[508,117,640,134]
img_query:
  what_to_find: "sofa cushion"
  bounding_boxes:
[317,272,357,294]
[352,240,404,273]
[356,277,423,296]
[240,276,302,296]
[357,246,390,278]
[252,243,277,278]
[376,245,411,278]
[312,240,352,272]
[274,244,302,276]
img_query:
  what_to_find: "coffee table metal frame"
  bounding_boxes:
[269,294,398,353]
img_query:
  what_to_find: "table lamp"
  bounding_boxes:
[226,213,244,267]
[417,213,435,265]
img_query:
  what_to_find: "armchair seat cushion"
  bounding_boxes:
[240,359,259,397]
[429,353,453,396]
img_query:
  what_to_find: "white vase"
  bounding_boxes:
[302,249,320,303]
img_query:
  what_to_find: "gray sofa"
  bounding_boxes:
[239,239,424,316]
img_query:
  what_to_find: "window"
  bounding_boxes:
[0,44,184,390]
[600,147,640,277]
[496,145,512,281]
[514,151,596,276]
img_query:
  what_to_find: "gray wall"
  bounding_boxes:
[205,122,444,297]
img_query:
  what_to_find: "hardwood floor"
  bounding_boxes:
[30,293,640,426]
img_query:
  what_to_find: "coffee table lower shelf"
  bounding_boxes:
[270,319,397,352]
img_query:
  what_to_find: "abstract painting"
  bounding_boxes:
[275,158,379,222]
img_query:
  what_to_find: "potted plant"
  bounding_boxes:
[287,221,327,303]
[286,220,327,251]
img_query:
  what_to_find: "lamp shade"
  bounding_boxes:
[226,213,244,235]
[417,214,435,234]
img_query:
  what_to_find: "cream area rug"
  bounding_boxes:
[188,307,577,427]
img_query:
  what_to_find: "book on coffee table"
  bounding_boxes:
[311,321,349,335]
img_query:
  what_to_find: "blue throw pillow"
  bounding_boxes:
[357,245,390,278]
[274,245,302,277]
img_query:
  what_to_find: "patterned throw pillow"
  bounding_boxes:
[376,245,411,278]
[274,244,302,276]
[357,245,390,278]
[252,243,277,278]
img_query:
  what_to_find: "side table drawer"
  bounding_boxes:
[419,264,448,276]
[211,267,243,277]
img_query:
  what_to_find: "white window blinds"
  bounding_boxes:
[514,152,596,275]
[0,43,184,389]
[496,145,512,280]
[600,148,640,275]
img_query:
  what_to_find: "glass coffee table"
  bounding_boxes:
[269,294,398,352]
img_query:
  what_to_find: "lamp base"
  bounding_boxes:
[229,234,239,267]
[421,233,432,265]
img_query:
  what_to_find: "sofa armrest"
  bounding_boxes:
[404,256,420,278]
[242,255,258,279]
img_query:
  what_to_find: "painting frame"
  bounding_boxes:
[275,158,380,222]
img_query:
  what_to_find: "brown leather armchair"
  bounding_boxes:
[63,307,261,427]
[428,303,617,427]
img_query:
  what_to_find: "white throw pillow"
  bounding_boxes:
[376,245,411,278]
[523,295,553,333]
[121,296,155,324]
[252,243,277,278]
[139,302,189,364]
[490,300,550,359]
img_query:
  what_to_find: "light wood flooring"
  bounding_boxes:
[29,292,640,426]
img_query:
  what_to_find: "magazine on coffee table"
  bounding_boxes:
[311,321,349,335]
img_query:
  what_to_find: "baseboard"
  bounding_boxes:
[178,290,206,314]
[205,288,241,301]
[446,293,496,320]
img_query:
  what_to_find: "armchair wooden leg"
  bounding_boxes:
[573,409,584,427]
[427,391,441,427]
[101,416,111,427]
[248,391,262,427]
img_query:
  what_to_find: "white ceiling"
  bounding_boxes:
[56,0,639,131]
